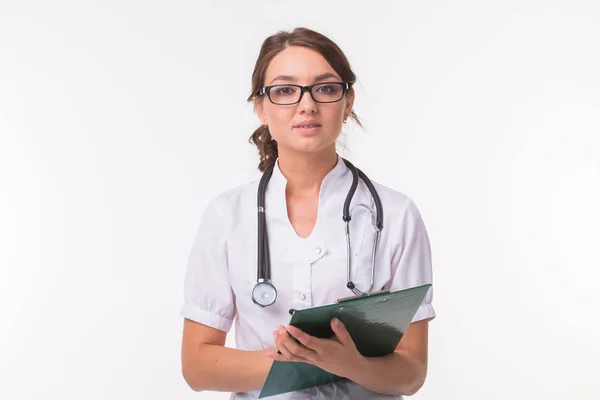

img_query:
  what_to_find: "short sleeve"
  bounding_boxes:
[386,197,435,323]
[180,198,236,332]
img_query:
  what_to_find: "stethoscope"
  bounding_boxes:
[251,158,384,308]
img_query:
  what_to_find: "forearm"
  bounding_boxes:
[347,350,427,396]
[183,344,273,393]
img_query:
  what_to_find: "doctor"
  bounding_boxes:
[180,27,435,399]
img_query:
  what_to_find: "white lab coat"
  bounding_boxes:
[181,154,435,399]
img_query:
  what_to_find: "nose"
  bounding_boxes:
[297,87,318,113]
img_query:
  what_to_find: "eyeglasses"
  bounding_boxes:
[259,82,349,105]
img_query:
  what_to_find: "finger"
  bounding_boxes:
[330,318,353,346]
[286,325,325,353]
[275,326,312,360]
[283,327,319,360]
[274,328,295,359]
[276,326,316,360]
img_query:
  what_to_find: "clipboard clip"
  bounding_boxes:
[335,289,390,303]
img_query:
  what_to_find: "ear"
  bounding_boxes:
[344,89,355,120]
[254,99,267,125]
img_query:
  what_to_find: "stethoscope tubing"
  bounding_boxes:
[254,157,383,307]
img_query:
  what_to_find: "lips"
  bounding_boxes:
[293,123,322,135]
[293,120,321,128]
[295,124,320,128]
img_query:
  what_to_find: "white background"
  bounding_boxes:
[1,1,599,399]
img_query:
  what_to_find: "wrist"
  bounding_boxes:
[253,349,275,389]
[344,353,370,382]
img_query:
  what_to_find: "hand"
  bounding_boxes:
[266,317,366,379]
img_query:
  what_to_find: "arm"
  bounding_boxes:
[346,319,430,396]
[351,196,433,395]
[181,198,271,392]
[181,318,275,392]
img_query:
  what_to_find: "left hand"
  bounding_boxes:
[266,317,366,379]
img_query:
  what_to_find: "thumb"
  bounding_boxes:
[331,318,352,346]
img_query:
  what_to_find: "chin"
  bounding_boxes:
[275,130,338,154]
[287,141,336,155]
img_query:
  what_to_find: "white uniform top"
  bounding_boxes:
[180,154,435,399]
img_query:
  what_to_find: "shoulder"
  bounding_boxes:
[362,180,431,259]
[204,179,260,221]
[362,179,424,223]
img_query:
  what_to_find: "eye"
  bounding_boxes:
[316,84,340,94]
[273,85,297,96]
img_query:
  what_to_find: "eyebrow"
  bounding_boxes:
[268,72,341,85]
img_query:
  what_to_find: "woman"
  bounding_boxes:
[180,27,435,399]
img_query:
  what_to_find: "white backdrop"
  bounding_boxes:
[1,1,599,399]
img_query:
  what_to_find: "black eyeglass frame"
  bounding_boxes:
[258,81,350,105]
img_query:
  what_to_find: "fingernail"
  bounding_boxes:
[333,318,340,325]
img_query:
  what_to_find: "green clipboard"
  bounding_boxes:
[258,284,432,398]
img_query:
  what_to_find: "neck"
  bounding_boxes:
[276,147,338,197]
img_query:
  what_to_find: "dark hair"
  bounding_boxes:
[247,27,362,172]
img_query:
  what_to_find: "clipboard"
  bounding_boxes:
[258,284,432,398]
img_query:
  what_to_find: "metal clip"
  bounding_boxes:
[335,289,390,303]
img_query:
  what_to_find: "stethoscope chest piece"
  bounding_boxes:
[251,279,277,307]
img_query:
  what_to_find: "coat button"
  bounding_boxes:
[315,247,322,254]
[299,293,306,300]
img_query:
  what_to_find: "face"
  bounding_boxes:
[255,46,355,155]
